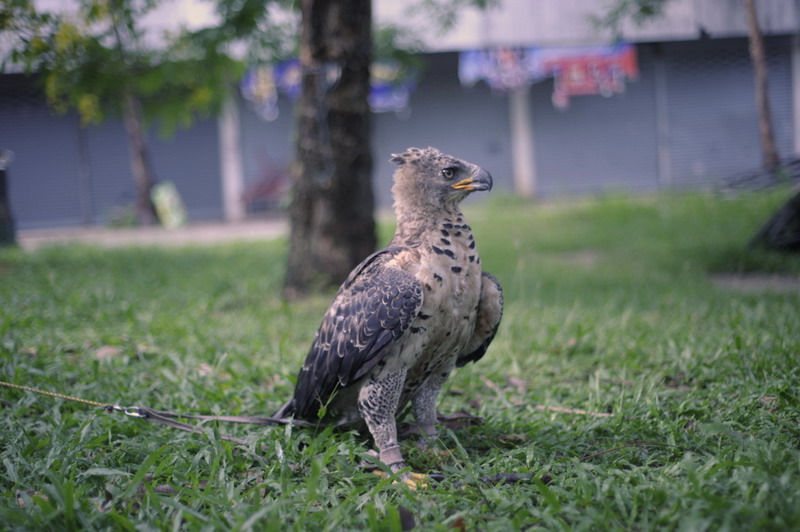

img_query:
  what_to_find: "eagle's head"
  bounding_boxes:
[389,147,493,211]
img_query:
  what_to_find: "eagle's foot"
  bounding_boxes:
[399,471,429,490]
[362,448,429,490]
[370,467,429,490]
[383,446,429,488]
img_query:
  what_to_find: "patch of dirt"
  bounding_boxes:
[710,274,800,293]
[17,219,288,250]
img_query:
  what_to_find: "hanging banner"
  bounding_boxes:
[542,44,638,109]
[241,60,418,120]
[369,61,417,113]
[459,43,638,109]
[459,47,548,91]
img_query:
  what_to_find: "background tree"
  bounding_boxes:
[598,0,798,251]
[1,0,243,225]
[0,149,14,246]
[283,0,375,298]
[743,0,779,172]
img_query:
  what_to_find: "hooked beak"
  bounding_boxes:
[451,167,493,192]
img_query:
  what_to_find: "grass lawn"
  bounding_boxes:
[1,188,799,530]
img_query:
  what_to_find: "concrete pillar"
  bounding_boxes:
[218,94,246,222]
[509,86,537,198]
[792,34,800,157]
[653,44,672,187]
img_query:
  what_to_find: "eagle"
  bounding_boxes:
[276,147,503,483]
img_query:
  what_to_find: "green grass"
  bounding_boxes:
[1,187,799,530]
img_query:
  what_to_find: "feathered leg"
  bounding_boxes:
[358,368,407,472]
[412,371,449,447]
[358,368,428,489]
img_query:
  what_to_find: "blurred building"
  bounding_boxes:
[1,0,799,229]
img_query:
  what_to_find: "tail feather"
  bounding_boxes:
[273,399,295,419]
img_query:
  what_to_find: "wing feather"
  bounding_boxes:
[291,247,423,419]
[456,272,503,367]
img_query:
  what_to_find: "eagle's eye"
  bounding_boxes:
[441,168,455,180]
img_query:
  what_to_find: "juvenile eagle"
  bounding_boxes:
[277,147,503,479]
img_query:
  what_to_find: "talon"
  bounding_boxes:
[370,470,429,490]
[403,472,429,490]
[372,469,389,479]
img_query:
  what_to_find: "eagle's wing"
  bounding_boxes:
[456,272,503,367]
[291,247,423,419]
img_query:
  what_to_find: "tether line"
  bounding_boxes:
[0,380,113,409]
[0,379,311,446]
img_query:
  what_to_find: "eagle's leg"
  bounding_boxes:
[358,368,408,473]
[412,371,450,449]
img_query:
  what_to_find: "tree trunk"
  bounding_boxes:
[744,0,780,171]
[0,151,16,247]
[122,92,157,226]
[284,0,376,298]
[743,0,799,252]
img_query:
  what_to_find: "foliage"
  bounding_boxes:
[0,0,247,133]
[0,0,461,130]
[373,23,426,82]
[408,0,501,33]
[1,189,799,529]
[193,0,298,64]
[592,0,670,35]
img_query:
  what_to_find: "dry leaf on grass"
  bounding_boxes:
[534,405,613,417]
[507,376,528,395]
[95,345,122,360]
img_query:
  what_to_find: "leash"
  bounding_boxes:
[0,379,314,446]
[1,380,539,488]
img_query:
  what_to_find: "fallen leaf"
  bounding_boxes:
[507,376,527,395]
[95,345,122,360]
[450,516,466,532]
[534,405,613,417]
[16,490,46,507]
[759,395,779,413]
[153,484,179,495]
[479,376,502,394]
[499,433,528,443]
